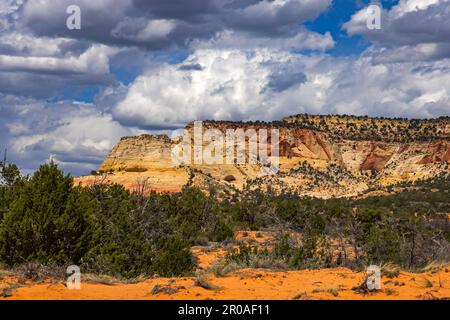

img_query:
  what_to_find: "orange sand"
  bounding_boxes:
[1,231,449,300]
[192,247,228,270]
[1,268,449,300]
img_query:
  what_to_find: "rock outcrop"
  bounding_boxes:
[77,115,450,198]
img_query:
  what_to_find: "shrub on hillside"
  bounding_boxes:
[0,161,25,222]
[82,183,200,278]
[0,162,96,265]
[151,235,196,277]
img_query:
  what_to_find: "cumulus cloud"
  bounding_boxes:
[228,0,331,35]
[0,0,333,98]
[0,45,119,99]
[0,44,118,74]
[0,95,140,174]
[191,29,334,51]
[112,47,450,130]
[1,0,450,175]
[113,19,177,42]
[112,49,308,128]
[12,0,332,49]
[343,0,450,62]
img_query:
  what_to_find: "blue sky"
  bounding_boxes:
[0,0,449,174]
[69,0,404,104]
[73,0,395,103]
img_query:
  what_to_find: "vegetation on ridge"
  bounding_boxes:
[0,160,449,278]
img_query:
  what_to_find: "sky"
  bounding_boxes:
[0,0,449,175]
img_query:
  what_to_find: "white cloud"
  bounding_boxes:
[344,0,450,48]
[231,0,332,32]
[113,49,311,128]
[0,32,69,56]
[0,44,118,74]
[392,0,441,15]
[1,0,449,176]
[191,29,334,51]
[135,20,177,41]
[112,47,450,130]
[0,96,140,174]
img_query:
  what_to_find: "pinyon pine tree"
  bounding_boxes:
[0,162,96,265]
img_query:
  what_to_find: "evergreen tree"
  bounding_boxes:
[0,161,25,222]
[0,162,95,265]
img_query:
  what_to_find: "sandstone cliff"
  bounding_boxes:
[77,115,450,198]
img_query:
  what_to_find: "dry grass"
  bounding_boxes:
[312,287,340,297]
[207,261,240,277]
[420,261,449,274]
[14,263,66,283]
[384,288,397,296]
[0,269,15,281]
[150,284,184,295]
[194,275,222,291]
[0,278,25,298]
[419,276,433,288]
[82,274,122,286]
[292,291,309,300]
[381,262,401,278]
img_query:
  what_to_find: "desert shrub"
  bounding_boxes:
[276,234,333,269]
[365,223,401,264]
[207,261,240,277]
[225,244,288,270]
[0,162,25,222]
[151,235,196,277]
[225,233,332,271]
[83,184,199,278]
[210,219,234,242]
[0,159,448,278]
[225,244,261,266]
[165,187,230,244]
[81,183,157,278]
[0,162,95,265]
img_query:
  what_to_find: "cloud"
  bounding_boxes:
[112,19,177,42]
[343,0,450,62]
[0,44,118,74]
[191,29,334,51]
[112,47,450,130]
[1,0,449,176]
[0,95,140,174]
[112,49,310,128]
[0,0,333,100]
[133,0,224,20]
[12,0,332,49]
[0,45,119,99]
[228,0,332,35]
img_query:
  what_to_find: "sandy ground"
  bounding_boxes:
[74,170,188,194]
[1,268,449,300]
[1,231,449,300]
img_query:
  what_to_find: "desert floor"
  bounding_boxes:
[1,231,449,300]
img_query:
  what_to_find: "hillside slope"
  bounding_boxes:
[76,115,450,198]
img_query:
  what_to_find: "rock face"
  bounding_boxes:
[99,134,175,172]
[79,115,450,198]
